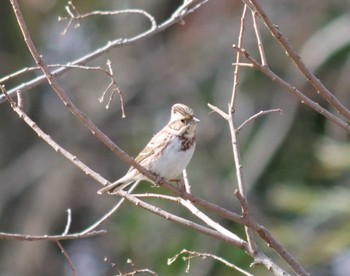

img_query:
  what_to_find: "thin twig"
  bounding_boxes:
[230,4,248,110]
[244,0,350,122]
[1,62,126,117]
[2,91,109,185]
[59,6,157,35]
[116,258,158,276]
[231,62,254,68]
[180,196,243,242]
[1,0,211,104]
[234,45,350,132]
[16,91,23,109]
[182,169,192,193]
[180,172,243,243]
[62,209,72,235]
[98,59,125,116]
[227,107,257,253]
[172,0,209,23]
[133,193,180,202]
[228,5,257,254]
[168,249,254,276]
[236,109,282,134]
[56,240,77,276]
[235,190,297,276]
[118,188,248,250]
[81,181,140,235]
[251,10,267,66]
[207,103,229,120]
[119,268,158,276]
[228,8,305,272]
[0,230,106,241]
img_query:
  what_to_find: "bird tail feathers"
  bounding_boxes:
[97,179,134,194]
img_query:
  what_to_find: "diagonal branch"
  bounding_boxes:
[243,0,350,121]
[55,241,77,276]
[234,46,350,132]
[236,109,282,134]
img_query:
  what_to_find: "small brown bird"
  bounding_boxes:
[97,103,199,194]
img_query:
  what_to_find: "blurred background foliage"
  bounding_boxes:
[1,0,350,275]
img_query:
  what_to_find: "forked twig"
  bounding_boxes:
[59,2,157,36]
[243,0,350,122]
[0,62,126,117]
[229,5,257,255]
[180,171,243,243]
[233,45,350,132]
[81,181,140,235]
[168,249,254,276]
[1,0,210,104]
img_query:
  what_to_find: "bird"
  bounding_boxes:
[97,103,199,194]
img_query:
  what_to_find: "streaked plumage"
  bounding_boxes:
[97,103,199,194]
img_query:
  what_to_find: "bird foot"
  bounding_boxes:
[152,175,164,187]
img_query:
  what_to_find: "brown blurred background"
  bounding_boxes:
[1,0,350,275]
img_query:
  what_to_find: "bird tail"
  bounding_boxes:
[97,179,134,194]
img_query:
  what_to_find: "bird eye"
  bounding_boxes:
[180,119,185,123]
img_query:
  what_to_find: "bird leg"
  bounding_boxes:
[170,179,186,195]
[152,174,164,187]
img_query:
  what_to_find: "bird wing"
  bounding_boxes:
[133,127,171,165]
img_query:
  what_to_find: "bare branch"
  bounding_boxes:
[207,103,229,120]
[236,109,282,134]
[2,92,109,185]
[114,258,158,276]
[172,0,209,24]
[231,62,254,68]
[179,174,243,243]
[56,241,77,276]
[133,193,180,202]
[0,230,106,241]
[168,249,254,276]
[118,189,248,250]
[62,209,72,235]
[59,7,157,35]
[227,9,258,251]
[251,10,267,66]
[1,62,126,117]
[243,0,350,122]
[233,45,350,132]
[227,110,257,253]
[231,4,248,109]
[182,169,192,194]
[80,181,140,235]
[1,0,211,104]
